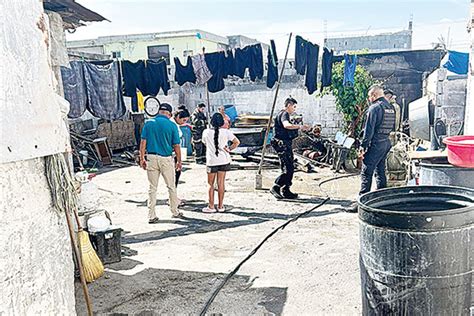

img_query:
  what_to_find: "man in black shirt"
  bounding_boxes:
[270,97,310,199]
[347,85,396,212]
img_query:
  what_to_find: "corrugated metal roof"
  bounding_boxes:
[43,0,109,29]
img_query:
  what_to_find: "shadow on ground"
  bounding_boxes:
[122,199,344,245]
[75,265,287,316]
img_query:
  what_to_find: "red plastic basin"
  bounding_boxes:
[443,135,474,168]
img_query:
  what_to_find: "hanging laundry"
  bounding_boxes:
[295,35,319,94]
[145,59,170,96]
[61,61,87,119]
[204,51,225,93]
[83,60,126,120]
[305,43,319,95]
[234,44,264,81]
[122,60,147,97]
[266,40,279,89]
[191,54,212,85]
[174,56,196,85]
[223,50,236,78]
[295,35,308,75]
[443,50,469,75]
[320,48,334,92]
[343,54,357,86]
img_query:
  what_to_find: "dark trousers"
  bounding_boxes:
[272,139,295,188]
[193,140,206,163]
[174,156,181,187]
[360,140,392,195]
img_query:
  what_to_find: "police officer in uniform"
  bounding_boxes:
[348,85,396,212]
[191,103,208,164]
[270,97,310,199]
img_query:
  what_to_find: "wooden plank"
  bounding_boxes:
[408,150,448,160]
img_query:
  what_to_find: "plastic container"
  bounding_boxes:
[224,105,238,123]
[443,135,474,168]
[358,186,474,315]
[90,227,122,264]
[419,161,474,189]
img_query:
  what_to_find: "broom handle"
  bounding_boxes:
[65,208,93,316]
[73,207,83,231]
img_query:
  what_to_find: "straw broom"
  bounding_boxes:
[45,154,104,315]
[73,208,104,283]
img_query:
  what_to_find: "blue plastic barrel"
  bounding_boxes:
[224,105,238,123]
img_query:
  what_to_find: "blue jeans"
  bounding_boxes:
[360,140,391,195]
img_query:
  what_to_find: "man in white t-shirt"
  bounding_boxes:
[202,113,240,213]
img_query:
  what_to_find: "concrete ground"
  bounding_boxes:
[75,159,363,315]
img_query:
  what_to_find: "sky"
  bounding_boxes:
[67,0,471,57]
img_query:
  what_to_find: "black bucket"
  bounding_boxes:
[358,186,474,315]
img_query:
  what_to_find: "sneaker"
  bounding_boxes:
[148,217,159,224]
[345,202,358,213]
[172,212,185,219]
[202,207,216,213]
[217,206,225,213]
[282,187,298,199]
[270,185,283,199]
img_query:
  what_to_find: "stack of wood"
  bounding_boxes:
[95,121,135,151]
[235,115,271,128]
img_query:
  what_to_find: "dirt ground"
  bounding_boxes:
[75,159,365,315]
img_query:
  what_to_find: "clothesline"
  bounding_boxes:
[61,37,343,121]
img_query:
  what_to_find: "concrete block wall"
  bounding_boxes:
[0,158,75,314]
[171,81,343,137]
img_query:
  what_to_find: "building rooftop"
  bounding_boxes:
[67,29,230,47]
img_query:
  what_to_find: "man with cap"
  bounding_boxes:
[270,97,310,199]
[191,103,208,164]
[348,85,396,212]
[139,103,184,223]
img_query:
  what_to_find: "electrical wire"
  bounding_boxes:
[198,172,359,315]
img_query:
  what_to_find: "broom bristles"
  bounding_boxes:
[78,230,104,283]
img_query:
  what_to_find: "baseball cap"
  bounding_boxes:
[159,103,173,113]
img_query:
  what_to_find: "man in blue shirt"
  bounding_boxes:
[139,103,183,223]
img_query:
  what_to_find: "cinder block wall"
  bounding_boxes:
[167,80,344,137]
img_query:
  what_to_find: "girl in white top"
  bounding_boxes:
[202,113,240,213]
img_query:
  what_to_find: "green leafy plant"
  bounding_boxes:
[324,62,376,137]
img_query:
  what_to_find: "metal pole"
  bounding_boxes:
[205,83,211,127]
[255,33,293,190]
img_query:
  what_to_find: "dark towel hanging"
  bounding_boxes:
[204,51,225,93]
[145,59,170,96]
[266,40,278,89]
[295,36,308,75]
[174,56,196,85]
[234,44,264,81]
[295,35,319,94]
[223,50,236,78]
[320,48,334,92]
[305,43,319,95]
[122,60,146,97]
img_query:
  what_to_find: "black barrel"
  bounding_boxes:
[358,186,474,315]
